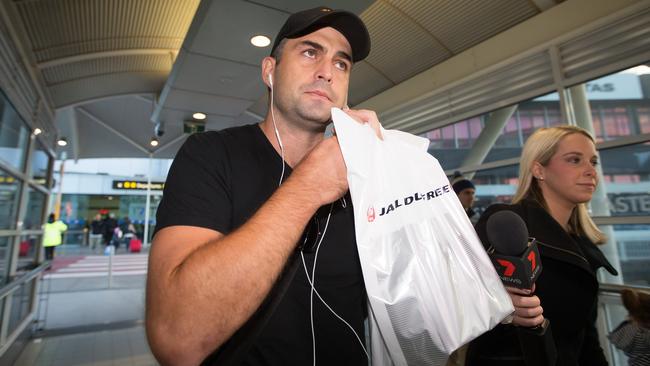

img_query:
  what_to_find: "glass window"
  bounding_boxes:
[0,169,21,229]
[601,301,631,366]
[591,106,632,141]
[61,194,112,227]
[58,193,163,243]
[596,224,650,287]
[421,92,560,171]
[22,187,46,230]
[7,278,35,336]
[0,236,12,285]
[592,142,650,218]
[59,194,88,228]
[577,65,650,142]
[61,228,82,246]
[490,96,562,155]
[461,165,519,219]
[17,234,40,271]
[30,141,51,187]
[0,93,30,171]
[638,106,650,133]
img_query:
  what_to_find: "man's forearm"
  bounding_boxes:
[146,174,320,364]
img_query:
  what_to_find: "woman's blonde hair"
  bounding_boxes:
[512,125,606,244]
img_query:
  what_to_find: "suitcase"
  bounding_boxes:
[19,241,30,257]
[129,238,142,253]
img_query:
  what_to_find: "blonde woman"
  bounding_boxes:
[466,126,618,365]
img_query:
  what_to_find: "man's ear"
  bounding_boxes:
[262,57,275,89]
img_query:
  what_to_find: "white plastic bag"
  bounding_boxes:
[332,108,513,366]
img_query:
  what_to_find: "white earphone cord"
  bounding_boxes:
[269,78,286,186]
[269,80,367,365]
[300,207,369,366]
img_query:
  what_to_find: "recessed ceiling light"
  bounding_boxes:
[57,138,67,147]
[251,35,271,48]
[193,112,207,120]
[33,128,42,136]
[150,137,159,147]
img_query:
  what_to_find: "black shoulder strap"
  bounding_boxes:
[201,251,302,365]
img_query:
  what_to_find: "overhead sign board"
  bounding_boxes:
[112,180,165,191]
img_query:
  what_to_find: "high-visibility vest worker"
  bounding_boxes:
[44,217,67,247]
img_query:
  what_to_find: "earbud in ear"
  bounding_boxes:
[268,74,273,87]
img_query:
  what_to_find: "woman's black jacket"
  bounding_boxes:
[465,199,618,366]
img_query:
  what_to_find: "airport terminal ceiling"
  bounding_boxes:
[0,0,576,160]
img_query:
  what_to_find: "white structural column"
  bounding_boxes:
[462,105,517,179]
[143,154,152,247]
[569,84,622,284]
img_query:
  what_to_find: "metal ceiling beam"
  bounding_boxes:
[37,49,179,69]
[135,94,157,125]
[243,110,263,121]
[61,93,155,109]
[135,94,155,104]
[153,133,187,156]
[76,107,150,156]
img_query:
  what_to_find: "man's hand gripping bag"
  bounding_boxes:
[332,108,513,366]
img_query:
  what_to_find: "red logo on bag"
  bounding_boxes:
[497,259,516,277]
[367,207,376,222]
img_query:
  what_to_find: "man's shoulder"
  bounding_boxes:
[177,124,261,161]
[185,124,259,145]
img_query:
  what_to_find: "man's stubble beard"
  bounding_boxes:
[276,92,334,133]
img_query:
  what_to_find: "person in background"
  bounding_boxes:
[43,213,67,260]
[466,125,618,365]
[452,171,478,224]
[89,213,103,251]
[608,289,650,366]
[121,217,136,252]
[102,212,117,246]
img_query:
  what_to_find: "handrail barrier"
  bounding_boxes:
[0,261,50,355]
[0,262,49,300]
[599,283,649,295]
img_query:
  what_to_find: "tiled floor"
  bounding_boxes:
[11,247,157,365]
[14,326,157,366]
[42,286,145,329]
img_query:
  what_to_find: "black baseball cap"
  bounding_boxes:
[451,171,476,194]
[270,7,370,62]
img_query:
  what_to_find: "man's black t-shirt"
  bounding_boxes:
[155,124,367,365]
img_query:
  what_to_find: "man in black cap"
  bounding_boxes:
[452,172,478,224]
[147,7,376,365]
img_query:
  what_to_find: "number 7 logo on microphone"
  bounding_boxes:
[497,259,516,277]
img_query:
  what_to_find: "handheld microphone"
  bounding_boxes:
[486,211,541,290]
[485,211,557,366]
